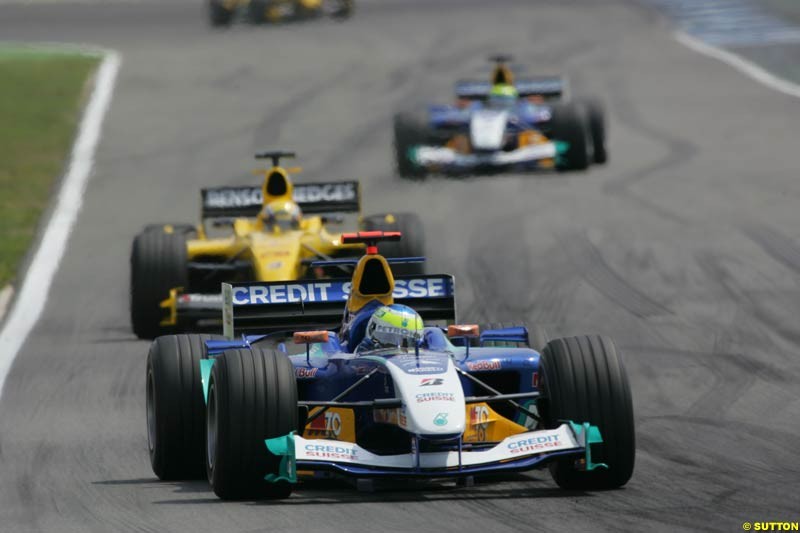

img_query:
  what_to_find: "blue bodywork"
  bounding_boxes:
[428,101,553,131]
[205,326,542,428]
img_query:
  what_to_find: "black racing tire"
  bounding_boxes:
[209,0,234,26]
[478,322,549,351]
[130,227,189,339]
[538,335,635,490]
[551,103,590,171]
[206,348,298,500]
[361,212,426,275]
[147,334,223,480]
[576,98,607,164]
[329,0,353,19]
[393,112,430,180]
[246,0,267,23]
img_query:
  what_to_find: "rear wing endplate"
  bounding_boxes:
[221,275,456,337]
[201,181,361,218]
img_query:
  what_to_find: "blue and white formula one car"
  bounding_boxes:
[393,55,607,178]
[145,231,635,499]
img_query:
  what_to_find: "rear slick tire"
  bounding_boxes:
[147,334,223,480]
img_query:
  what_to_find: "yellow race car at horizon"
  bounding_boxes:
[208,0,353,27]
[129,151,424,339]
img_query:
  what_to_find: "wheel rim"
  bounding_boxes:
[206,381,217,470]
[146,370,156,453]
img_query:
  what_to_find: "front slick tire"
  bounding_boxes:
[539,335,635,490]
[206,348,298,500]
[208,0,234,26]
[551,103,590,172]
[130,227,188,339]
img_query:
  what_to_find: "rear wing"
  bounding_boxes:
[221,275,456,337]
[201,181,361,219]
[455,77,567,101]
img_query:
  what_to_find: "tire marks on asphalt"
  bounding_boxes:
[741,222,800,275]
[602,73,697,225]
[560,231,671,318]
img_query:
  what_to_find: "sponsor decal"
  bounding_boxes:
[203,182,358,210]
[303,443,357,461]
[178,293,223,304]
[295,367,318,378]
[294,183,357,203]
[392,278,449,299]
[307,411,341,438]
[466,360,502,371]
[232,283,334,305]
[470,405,490,441]
[405,366,445,374]
[204,187,261,209]
[507,434,561,454]
[420,378,444,387]
[416,392,456,403]
[433,413,449,427]
[390,355,448,375]
[231,277,453,306]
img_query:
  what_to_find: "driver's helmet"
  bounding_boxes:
[487,83,519,109]
[262,200,302,230]
[364,304,424,349]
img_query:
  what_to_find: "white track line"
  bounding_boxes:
[676,31,800,99]
[0,48,121,396]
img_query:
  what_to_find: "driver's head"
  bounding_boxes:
[262,200,302,230]
[365,304,424,349]
[488,83,518,108]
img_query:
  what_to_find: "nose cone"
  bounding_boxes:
[387,354,466,437]
[470,109,508,151]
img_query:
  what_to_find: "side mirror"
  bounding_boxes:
[447,324,480,338]
[293,331,330,344]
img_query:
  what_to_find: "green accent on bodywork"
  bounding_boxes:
[264,432,297,483]
[554,141,570,167]
[516,399,536,427]
[200,359,215,403]
[309,343,325,359]
[407,146,420,164]
[568,421,608,471]
[554,140,570,154]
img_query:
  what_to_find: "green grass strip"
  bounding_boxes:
[0,47,99,286]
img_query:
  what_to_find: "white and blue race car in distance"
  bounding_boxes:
[393,55,607,178]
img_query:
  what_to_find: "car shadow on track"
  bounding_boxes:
[105,473,597,506]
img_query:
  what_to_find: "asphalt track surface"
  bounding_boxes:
[1,1,800,531]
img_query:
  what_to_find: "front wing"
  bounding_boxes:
[410,142,567,174]
[264,422,605,482]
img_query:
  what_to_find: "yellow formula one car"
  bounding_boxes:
[208,0,353,27]
[129,151,424,339]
